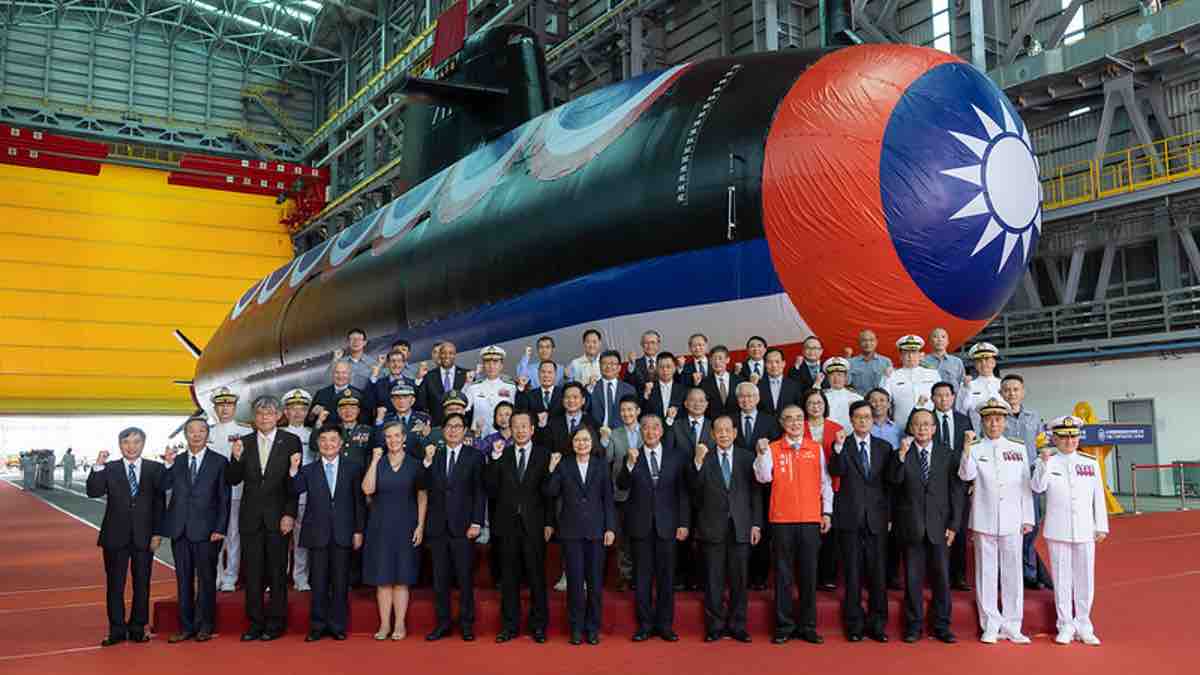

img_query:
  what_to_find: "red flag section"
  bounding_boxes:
[431,0,468,67]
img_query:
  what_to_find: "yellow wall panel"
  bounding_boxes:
[0,163,292,414]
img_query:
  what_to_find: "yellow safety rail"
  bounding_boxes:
[1041,129,1200,211]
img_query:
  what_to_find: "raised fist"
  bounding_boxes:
[694,443,710,464]
[963,374,973,386]
[424,445,437,463]
[843,347,853,358]
[317,409,330,424]
[627,351,637,363]
[587,375,598,388]
[674,355,686,370]
[163,447,178,466]
[666,406,678,420]
[834,429,848,447]
[290,452,301,471]
[692,371,702,385]
[885,366,895,378]
[311,404,325,418]
[627,446,640,466]
[549,452,562,472]
[465,370,476,384]
[794,355,804,369]
[537,411,549,427]
[525,345,533,356]
[964,430,977,445]
[814,372,825,387]
[97,449,110,464]
[1039,446,1053,462]
[599,425,611,442]
[492,439,506,458]
[418,362,430,379]
[516,376,529,390]
[734,362,743,374]
[377,354,387,366]
[231,439,244,461]
[473,417,485,434]
[917,394,930,407]
[898,436,913,460]
[756,438,770,455]
[749,373,761,385]
[643,382,653,398]
[334,348,344,360]
[372,447,384,461]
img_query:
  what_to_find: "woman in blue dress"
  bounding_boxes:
[362,421,427,640]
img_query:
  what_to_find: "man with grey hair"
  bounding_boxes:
[309,360,373,427]
[225,395,303,641]
[87,427,175,646]
[209,386,250,592]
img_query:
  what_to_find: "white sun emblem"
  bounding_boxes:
[941,101,1042,273]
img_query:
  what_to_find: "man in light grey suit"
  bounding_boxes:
[604,394,642,590]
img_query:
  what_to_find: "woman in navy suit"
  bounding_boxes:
[362,421,428,640]
[544,427,616,645]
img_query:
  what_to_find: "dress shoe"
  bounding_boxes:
[168,632,194,644]
[495,630,517,643]
[101,635,126,647]
[532,630,547,643]
[818,582,837,592]
[586,632,600,645]
[902,631,921,643]
[660,630,679,642]
[1054,630,1074,645]
[305,631,322,642]
[704,632,722,642]
[673,581,686,591]
[461,628,475,642]
[569,632,583,645]
[771,634,790,645]
[796,630,824,644]
[195,631,213,643]
[425,625,451,641]
[980,630,999,644]
[847,633,864,642]
[1077,632,1101,646]
[951,579,972,591]
[260,631,283,642]
[331,631,347,641]
[632,630,651,642]
[128,633,150,643]
[730,630,752,643]
[1002,629,1031,644]
[934,630,958,644]
[240,630,262,642]
[868,630,889,643]
[750,583,768,592]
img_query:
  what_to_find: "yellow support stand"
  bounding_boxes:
[1073,402,1126,515]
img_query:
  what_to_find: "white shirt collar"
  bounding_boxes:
[645,444,662,453]
[516,443,531,453]
[688,416,704,425]
[853,432,872,444]
[322,455,339,466]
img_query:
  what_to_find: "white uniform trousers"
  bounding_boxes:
[218,499,241,588]
[1048,539,1096,637]
[292,496,309,587]
[973,531,1024,634]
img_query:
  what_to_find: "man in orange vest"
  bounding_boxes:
[753,404,833,645]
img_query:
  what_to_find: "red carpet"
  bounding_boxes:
[0,480,1194,674]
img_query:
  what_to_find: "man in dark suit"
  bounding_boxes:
[518,360,564,421]
[484,411,554,643]
[687,416,763,642]
[788,336,832,390]
[308,360,374,426]
[161,418,230,643]
[932,381,975,591]
[590,350,636,430]
[616,414,690,641]
[417,340,467,426]
[699,346,743,419]
[543,428,617,645]
[289,424,366,641]
[86,427,172,646]
[678,333,711,390]
[535,382,598,455]
[828,401,892,642]
[225,395,302,641]
[667,386,712,589]
[623,330,663,392]
[758,348,802,417]
[642,352,686,420]
[886,408,964,643]
[421,412,485,641]
[731,381,779,590]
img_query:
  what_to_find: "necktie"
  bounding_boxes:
[606,382,615,424]
[443,369,451,392]
[647,358,654,374]
[743,415,753,441]
[569,417,578,434]
[517,447,527,480]
[325,461,336,494]
[920,448,930,482]
[858,440,870,478]
[649,450,660,484]
[691,420,700,444]
[401,415,409,429]
[753,362,761,376]
[940,413,949,445]
[543,390,551,408]
[718,376,727,403]
[127,463,139,497]
[720,452,732,488]
[700,360,707,376]
[189,455,198,485]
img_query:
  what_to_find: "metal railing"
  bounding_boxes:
[977,285,1200,350]
[1130,462,1200,514]
[1041,129,1200,211]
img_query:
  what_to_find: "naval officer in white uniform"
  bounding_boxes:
[956,342,1002,427]
[880,335,938,432]
[208,386,251,592]
[462,345,518,437]
[958,396,1035,644]
[821,356,862,430]
[281,388,314,591]
[1033,415,1109,646]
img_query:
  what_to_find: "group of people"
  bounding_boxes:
[85,326,1109,648]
